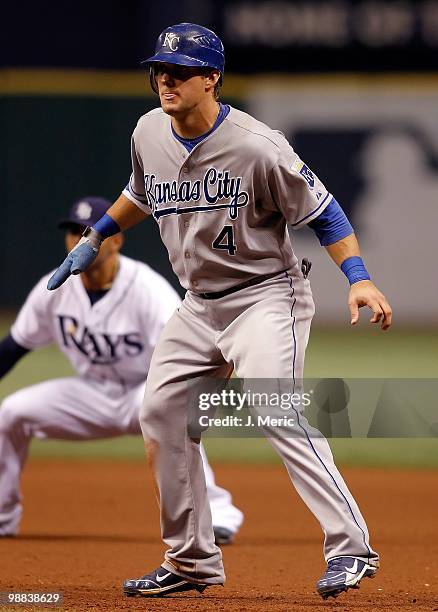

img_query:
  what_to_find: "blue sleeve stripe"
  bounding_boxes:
[307,197,354,246]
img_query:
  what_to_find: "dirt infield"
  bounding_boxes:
[1,462,437,611]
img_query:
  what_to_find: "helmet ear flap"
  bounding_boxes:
[149,66,159,95]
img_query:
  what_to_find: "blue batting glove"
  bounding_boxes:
[47,228,103,290]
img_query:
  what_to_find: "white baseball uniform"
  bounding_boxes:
[0,255,243,536]
[121,106,378,583]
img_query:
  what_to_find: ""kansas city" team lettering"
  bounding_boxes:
[144,167,249,219]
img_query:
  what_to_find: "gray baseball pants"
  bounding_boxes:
[139,270,378,584]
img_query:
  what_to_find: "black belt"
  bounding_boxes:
[196,269,287,300]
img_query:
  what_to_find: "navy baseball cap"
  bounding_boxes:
[57,196,111,229]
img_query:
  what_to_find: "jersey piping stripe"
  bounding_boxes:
[122,189,151,212]
[127,177,149,203]
[284,271,373,562]
[153,202,240,220]
[290,192,332,227]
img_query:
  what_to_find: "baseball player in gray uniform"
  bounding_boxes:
[47,24,392,601]
[0,196,243,543]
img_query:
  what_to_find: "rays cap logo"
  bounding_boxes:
[75,201,92,220]
[163,32,180,51]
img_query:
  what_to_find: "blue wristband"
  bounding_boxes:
[340,256,371,285]
[93,213,121,239]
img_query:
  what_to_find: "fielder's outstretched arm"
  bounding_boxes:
[47,194,148,290]
[325,233,393,331]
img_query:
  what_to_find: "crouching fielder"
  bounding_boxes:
[0,196,243,543]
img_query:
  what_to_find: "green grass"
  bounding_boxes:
[1,312,437,467]
[27,436,438,469]
[305,327,438,378]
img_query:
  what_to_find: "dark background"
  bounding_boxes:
[2,0,438,305]
[2,0,438,72]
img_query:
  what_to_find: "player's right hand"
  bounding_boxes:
[47,232,102,290]
[348,280,392,331]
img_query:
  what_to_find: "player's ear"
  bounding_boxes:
[205,70,220,93]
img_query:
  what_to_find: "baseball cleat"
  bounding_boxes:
[123,566,208,598]
[213,526,235,546]
[316,556,379,600]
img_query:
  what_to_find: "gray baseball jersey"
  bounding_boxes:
[121,106,378,584]
[122,106,332,292]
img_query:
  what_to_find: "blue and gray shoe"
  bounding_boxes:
[123,566,208,598]
[316,556,379,599]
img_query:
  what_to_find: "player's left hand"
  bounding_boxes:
[47,234,101,290]
[348,280,392,331]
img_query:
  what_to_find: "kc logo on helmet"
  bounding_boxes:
[163,33,180,51]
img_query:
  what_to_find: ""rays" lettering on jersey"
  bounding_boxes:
[58,316,143,365]
[144,167,249,220]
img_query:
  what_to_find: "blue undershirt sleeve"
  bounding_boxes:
[0,334,30,379]
[308,197,354,246]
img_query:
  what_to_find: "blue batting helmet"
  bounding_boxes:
[142,23,225,74]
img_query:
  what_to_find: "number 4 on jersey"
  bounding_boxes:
[212,225,237,256]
